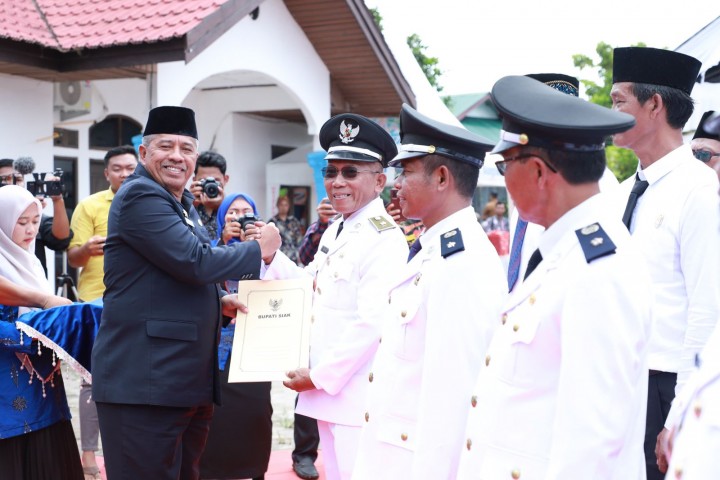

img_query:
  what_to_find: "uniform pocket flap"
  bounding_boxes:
[377,414,416,451]
[146,319,197,341]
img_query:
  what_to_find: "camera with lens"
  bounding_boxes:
[198,177,220,198]
[27,169,65,197]
[235,213,260,231]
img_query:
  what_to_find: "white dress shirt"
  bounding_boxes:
[620,144,720,393]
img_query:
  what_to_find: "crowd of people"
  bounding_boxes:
[1,44,720,480]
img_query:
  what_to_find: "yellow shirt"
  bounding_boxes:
[69,188,114,301]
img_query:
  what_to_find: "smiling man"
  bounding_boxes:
[258,113,408,480]
[352,105,506,479]
[92,106,281,480]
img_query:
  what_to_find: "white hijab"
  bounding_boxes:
[0,185,50,294]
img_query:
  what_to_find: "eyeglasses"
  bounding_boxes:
[322,166,382,179]
[693,149,720,163]
[495,153,557,176]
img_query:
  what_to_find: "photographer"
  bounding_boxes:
[191,150,229,242]
[0,158,72,277]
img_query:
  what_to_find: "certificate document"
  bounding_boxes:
[228,277,313,382]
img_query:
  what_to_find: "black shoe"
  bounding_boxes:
[292,457,319,480]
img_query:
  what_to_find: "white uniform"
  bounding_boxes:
[508,166,619,288]
[619,145,720,394]
[262,196,407,479]
[353,206,506,479]
[458,193,653,480]
[665,329,720,480]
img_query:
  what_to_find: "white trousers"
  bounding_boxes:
[317,420,362,480]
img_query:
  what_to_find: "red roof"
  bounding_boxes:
[0,0,225,51]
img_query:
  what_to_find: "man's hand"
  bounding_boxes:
[283,367,316,392]
[42,294,73,309]
[220,294,249,323]
[385,203,404,223]
[245,221,281,263]
[85,235,106,257]
[191,180,224,209]
[655,427,670,473]
[317,198,337,224]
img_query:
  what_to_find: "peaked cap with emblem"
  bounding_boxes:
[613,47,701,95]
[694,111,720,141]
[143,106,198,139]
[389,104,495,168]
[319,113,397,168]
[490,75,636,154]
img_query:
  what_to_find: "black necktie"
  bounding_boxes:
[524,248,543,280]
[407,238,422,262]
[622,174,650,230]
[335,221,344,239]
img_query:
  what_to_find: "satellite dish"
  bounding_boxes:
[59,81,82,105]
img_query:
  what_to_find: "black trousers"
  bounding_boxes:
[644,371,677,480]
[97,402,213,480]
[292,394,320,463]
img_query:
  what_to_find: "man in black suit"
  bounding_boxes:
[92,106,281,480]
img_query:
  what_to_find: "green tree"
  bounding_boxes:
[369,7,383,31]
[406,33,450,105]
[573,42,646,182]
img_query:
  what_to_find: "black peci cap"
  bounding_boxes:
[613,47,701,95]
[143,106,198,139]
[491,75,636,155]
[525,73,579,97]
[693,111,720,141]
[389,104,495,168]
[319,113,397,168]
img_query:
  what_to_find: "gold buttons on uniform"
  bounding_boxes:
[365,412,369,422]
[529,294,536,305]
[485,355,491,366]
[368,372,374,382]
[334,272,338,278]
[414,274,421,286]
[502,314,507,325]
[466,438,472,450]
[400,433,408,441]
[401,310,407,318]
[311,315,315,324]
[471,395,477,408]
[513,324,520,332]
[388,296,392,304]
[317,288,322,295]
[339,253,344,259]
[511,469,521,479]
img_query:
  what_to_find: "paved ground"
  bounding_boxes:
[62,364,323,479]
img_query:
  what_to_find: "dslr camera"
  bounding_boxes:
[27,169,65,197]
[235,212,260,231]
[198,177,220,199]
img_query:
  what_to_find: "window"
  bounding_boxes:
[89,115,142,150]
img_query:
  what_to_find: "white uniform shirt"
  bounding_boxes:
[262,197,408,426]
[509,167,619,288]
[665,327,720,480]
[458,193,653,480]
[620,145,720,393]
[353,206,506,480]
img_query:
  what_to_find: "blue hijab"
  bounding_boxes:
[214,192,259,370]
[213,192,259,246]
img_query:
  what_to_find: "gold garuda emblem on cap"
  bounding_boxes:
[339,120,360,144]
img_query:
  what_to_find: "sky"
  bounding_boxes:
[364,0,719,96]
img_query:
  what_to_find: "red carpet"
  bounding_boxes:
[95,450,325,479]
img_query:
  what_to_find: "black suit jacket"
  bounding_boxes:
[92,164,260,407]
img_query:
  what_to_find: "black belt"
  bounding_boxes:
[649,369,666,376]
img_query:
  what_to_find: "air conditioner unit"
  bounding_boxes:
[54,81,92,121]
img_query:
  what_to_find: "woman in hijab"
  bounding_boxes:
[0,185,84,479]
[199,192,273,480]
